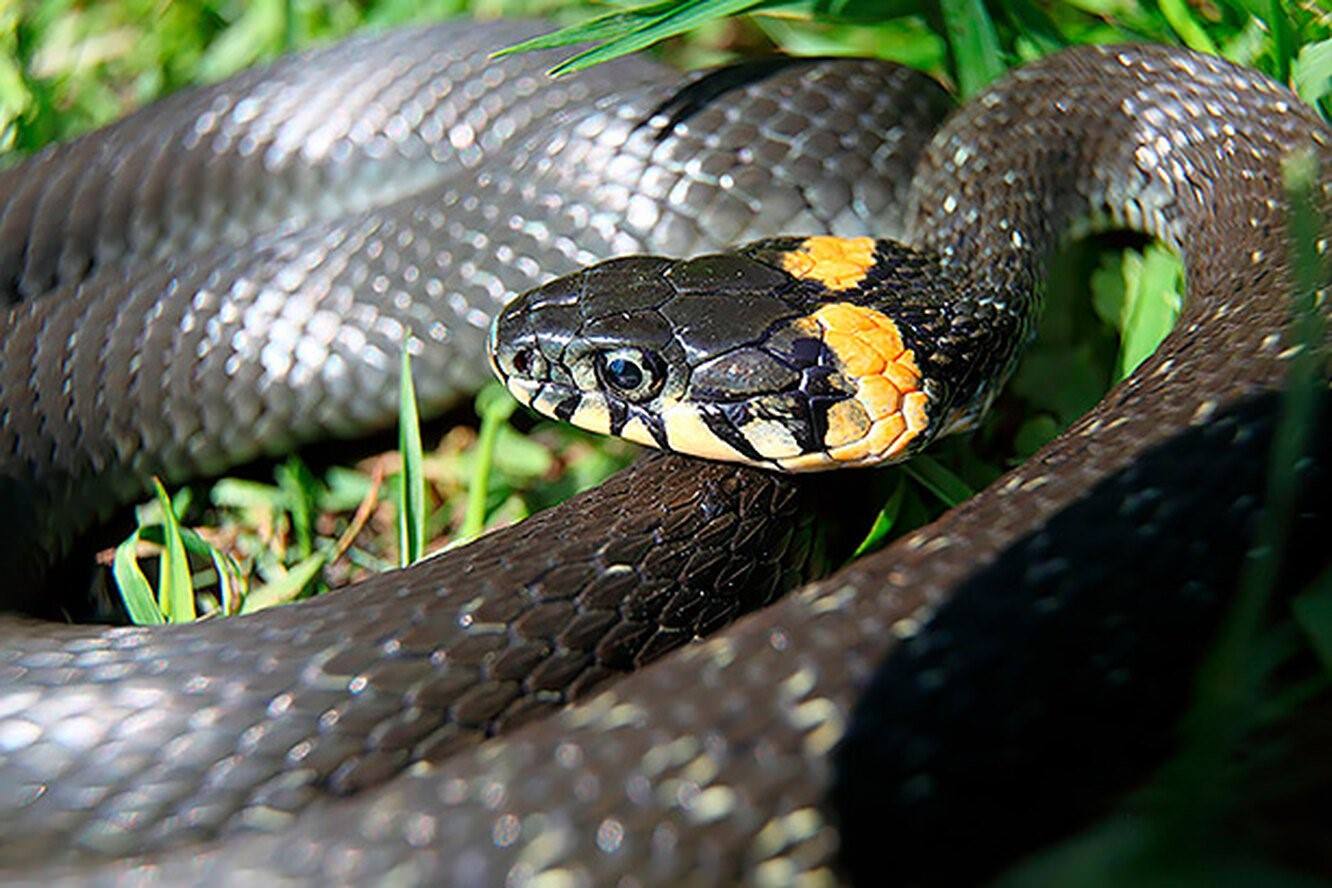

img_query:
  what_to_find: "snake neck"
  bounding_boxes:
[905,43,1331,430]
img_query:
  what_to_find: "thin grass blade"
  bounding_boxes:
[398,345,426,567]
[276,456,318,559]
[152,479,196,623]
[545,0,765,76]
[492,2,682,56]
[1293,37,1332,119]
[1292,566,1332,673]
[902,454,974,508]
[209,545,245,616]
[1159,0,1219,55]
[239,552,326,614]
[1262,0,1293,82]
[999,0,1069,56]
[852,473,907,558]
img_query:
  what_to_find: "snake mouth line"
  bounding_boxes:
[501,375,542,409]
[502,376,597,431]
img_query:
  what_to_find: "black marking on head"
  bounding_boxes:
[749,391,820,456]
[700,407,764,463]
[808,395,843,449]
[765,325,836,372]
[553,396,579,423]
[607,397,630,436]
[801,364,853,398]
[644,58,822,143]
[643,411,670,451]
[786,336,826,368]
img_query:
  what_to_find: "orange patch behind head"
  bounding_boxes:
[780,236,877,291]
[780,301,931,469]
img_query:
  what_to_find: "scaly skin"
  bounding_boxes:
[0,21,1328,886]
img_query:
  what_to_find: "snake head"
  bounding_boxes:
[489,237,945,471]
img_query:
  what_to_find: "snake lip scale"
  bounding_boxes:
[0,16,1330,886]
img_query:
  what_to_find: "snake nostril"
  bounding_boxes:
[511,346,546,379]
[513,348,532,376]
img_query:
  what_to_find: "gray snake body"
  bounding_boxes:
[0,18,1328,885]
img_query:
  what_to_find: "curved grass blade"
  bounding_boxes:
[902,454,974,508]
[1159,0,1219,55]
[1293,37,1332,121]
[276,456,318,560]
[112,530,165,625]
[499,0,766,76]
[239,552,326,615]
[492,1,683,55]
[999,0,1069,56]
[852,473,907,558]
[208,545,244,616]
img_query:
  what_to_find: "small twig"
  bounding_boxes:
[328,456,388,570]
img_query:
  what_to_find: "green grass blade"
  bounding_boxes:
[276,456,318,559]
[1184,149,1327,753]
[152,479,195,623]
[902,454,974,508]
[492,2,682,56]
[1292,37,1332,115]
[210,477,286,510]
[208,545,244,616]
[174,525,247,616]
[999,0,1069,56]
[138,522,247,616]
[1261,0,1292,83]
[1292,566,1332,674]
[461,383,519,540]
[112,530,165,625]
[940,0,1006,98]
[1218,15,1269,68]
[1159,0,1219,55]
[852,473,907,558]
[398,345,426,567]
[1116,245,1183,381]
[542,0,766,76]
[239,552,326,614]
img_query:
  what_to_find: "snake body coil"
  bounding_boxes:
[0,18,1328,885]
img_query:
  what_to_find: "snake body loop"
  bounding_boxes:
[0,18,1328,885]
[0,22,942,608]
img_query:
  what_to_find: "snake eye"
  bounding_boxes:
[596,347,664,401]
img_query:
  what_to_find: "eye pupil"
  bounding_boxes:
[606,357,643,390]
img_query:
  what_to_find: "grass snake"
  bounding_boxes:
[0,16,1329,885]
